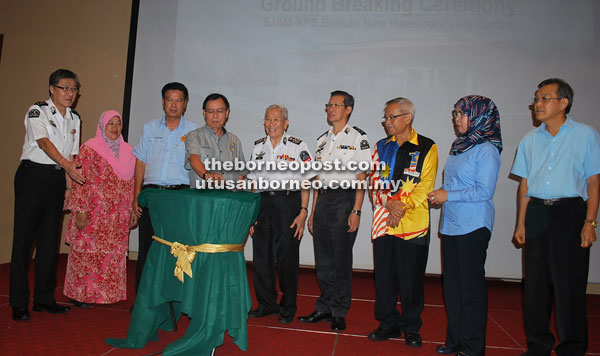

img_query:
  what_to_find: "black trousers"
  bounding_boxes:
[373,234,429,333]
[10,161,66,308]
[252,191,301,316]
[135,206,154,293]
[523,198,589,356]
[442,227,491,356]
[312,189,357,318]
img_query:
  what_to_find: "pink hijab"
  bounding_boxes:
[84,110,135,180]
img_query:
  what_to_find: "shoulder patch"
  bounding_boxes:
[254,137,267,145]
[287,136,302,145]
[317,131,328,141]
[300,150,311,162]
[28,109,40,118]
[34,101,48,107]
[353,126,367,135]
[360,140,370,150]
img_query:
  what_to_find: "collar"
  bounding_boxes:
[329,124,351,137]
[47,98,70,119]
[160,116,185,129]
[538,115,573,136]
[385,128,418,146]
[202,123,227,136]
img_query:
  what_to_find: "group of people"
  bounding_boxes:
[9,68,599,356]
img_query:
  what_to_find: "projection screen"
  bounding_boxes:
[127,0,600,282]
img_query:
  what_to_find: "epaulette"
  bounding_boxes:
[34,101,48,107]
[317,131,328,141]
[287,136,302,145]
[353,126,367,135]
[71,109,80,119]
[254,137,267,145]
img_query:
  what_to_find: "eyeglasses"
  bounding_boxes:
[452,110,465,119]
[381,112,410,123]
[204,108,227,115]
[54,85,78,93]
[325,103,345,110]
[531,97,562,105]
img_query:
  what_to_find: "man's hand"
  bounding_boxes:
[290,210,308,239]
[75,211,87,229]
[205,172,224,181]
[513,224,526,245]
[347,212,360,232]
[63,159,85,184]
[386,199,406,228]
[308,213,314,235]
[581,223,597,248]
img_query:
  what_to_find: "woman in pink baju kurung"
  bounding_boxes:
[64,110,136,305]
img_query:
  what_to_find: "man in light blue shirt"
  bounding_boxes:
[511,78,600,356]
[131,82,199,292]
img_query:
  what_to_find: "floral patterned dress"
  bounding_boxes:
[63,145,134,303]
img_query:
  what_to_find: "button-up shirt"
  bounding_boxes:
[20,98,80,164]
[132,116,199,186]
[247,134,315,192]
[440,142,501,235]
[314,123,371,187]
[511,116,600,200]
[185,124,248,185]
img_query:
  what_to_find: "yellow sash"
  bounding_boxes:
[152,236,244,283]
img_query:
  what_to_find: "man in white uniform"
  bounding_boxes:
[298,90,371,332]
[247,104,313,324]
[10,69,85,321]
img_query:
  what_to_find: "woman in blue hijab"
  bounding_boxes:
[428,95,502,356]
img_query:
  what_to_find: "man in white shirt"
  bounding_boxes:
[10,69,85,321]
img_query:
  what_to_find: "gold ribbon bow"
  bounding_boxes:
[169,241,197,282]
[152,236,244,283]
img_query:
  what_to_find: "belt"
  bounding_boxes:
[261,190,299,197]
[319,188,355,195]
[144,184,187,190]
[529,197,583,206]
[21,159,62,171]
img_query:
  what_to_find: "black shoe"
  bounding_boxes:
[437,345,460,354]
[32,303,70,314]
[331,317,346,331]
[248,308,278,318]
[298,311,333,323]
[404,332,422,348]
[69,298,90,308]
[278,314,294,324]
[12,307,30,321]
[368,327,402,341]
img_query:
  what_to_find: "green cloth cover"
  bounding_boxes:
[106,188,260,356]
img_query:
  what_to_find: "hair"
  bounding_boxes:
[49,69,79,87]
[385,97,416,121]
[203,93,230,110]
[265,104,288,121]
[161,82,189,101]
[330,90,354,109]
[537,78,574,114]
[330,90,354,119]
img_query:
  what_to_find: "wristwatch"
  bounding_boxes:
[584,219,598,228]
[351,209,361,216]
